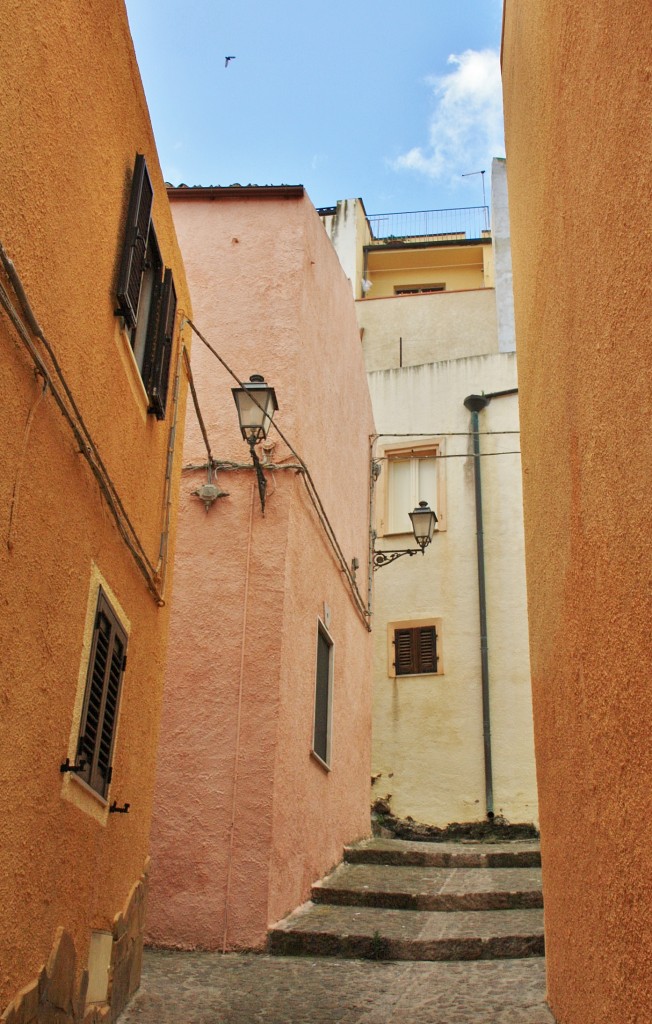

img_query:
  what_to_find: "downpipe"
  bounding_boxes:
[463,394,494,819]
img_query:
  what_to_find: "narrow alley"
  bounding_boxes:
[120,837,553,1024]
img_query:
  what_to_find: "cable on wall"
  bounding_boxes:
[183,317,371,629]
[0,242,165,605]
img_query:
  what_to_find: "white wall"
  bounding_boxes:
[369,354,537,825]
[491,158,517,353]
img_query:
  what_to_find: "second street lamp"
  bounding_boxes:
[373,501,438,569]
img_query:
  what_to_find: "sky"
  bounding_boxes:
[124,0,505,216]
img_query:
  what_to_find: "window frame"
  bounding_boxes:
[115,154,177,420]
[311,618,334,770]
[377,438,446,537]
[76,587,128,799]
[387,618,444,678]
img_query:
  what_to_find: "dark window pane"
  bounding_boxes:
[313,627,331,763]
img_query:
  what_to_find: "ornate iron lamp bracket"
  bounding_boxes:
[373,548,423,570]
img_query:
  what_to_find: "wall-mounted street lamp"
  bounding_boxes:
[373,501,437,569]
[232,374,279,512]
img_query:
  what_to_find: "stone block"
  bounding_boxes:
[43,929,76,1015]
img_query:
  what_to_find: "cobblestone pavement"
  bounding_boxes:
[119,950,555,1023]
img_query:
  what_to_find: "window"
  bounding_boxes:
[394,283,446,295]
[385,443,441,535]
[115,154,177,420]
[388,620,443,677]
[76,589,128,798]
[312,620,334,768]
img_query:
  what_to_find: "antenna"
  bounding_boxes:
[462,170,488,229]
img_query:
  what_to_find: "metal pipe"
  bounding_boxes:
[463,394,494,818]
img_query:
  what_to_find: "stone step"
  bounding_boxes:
[268,903,545,962]
[345,837,541,869]
[311,862,543,912]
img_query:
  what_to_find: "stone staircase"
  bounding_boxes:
[269,837,544,962]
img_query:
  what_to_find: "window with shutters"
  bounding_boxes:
[387,618,443,678]
[312,620,334,769]
[76,589,128,798]
[378,439,445,536]
[115,154,177,420]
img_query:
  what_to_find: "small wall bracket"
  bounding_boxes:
[109,801,130,814]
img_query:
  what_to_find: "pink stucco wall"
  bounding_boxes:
[146,188,375,950]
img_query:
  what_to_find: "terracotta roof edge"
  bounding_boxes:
[166,184,305,201]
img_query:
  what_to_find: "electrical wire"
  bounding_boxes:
[222,481,255,954]
[157,346,183,591]
[372,430,520,437]
[184,318,371,629]
[181,345,213,466]
[6,373,48,550]
[375,451,521,460]
[0,244,165,604]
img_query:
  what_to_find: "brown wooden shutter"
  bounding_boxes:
[394,626,438,675]
[77,590,127,798]
[147,268,177,420]
[116,154,154,328]
[417,626,438,673]
[394,628,415,675]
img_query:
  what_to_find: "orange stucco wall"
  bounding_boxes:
[146,190,375,950]
[0,0,190,1012]
[502,3,652,1022]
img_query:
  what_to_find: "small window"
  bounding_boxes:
[386,445,440,534]
[388,619,443,678]
[115,154,177,420]
[312,620,334,768]
[76,589,128,798]
[394,284,446,295]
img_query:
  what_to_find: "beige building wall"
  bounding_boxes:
[147,187,375,951]
[369,355,536,825]
[359,288,499,372]
[0,0,190,1019]
[319,171,537,829]
[502,1,652,1021]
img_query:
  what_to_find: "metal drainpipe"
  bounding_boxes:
[463,393,494,819]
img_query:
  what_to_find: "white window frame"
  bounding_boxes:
[377,438,446,537]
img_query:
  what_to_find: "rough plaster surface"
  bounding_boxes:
[502,2,652,1021]
[0,0,190,1013]
[368,355,537,827]
[147,193,375,950]
[490,159,516,354]
[359,289,499,372]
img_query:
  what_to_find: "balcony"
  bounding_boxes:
[366,206,490,246]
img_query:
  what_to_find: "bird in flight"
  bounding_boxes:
[225,56,236,68]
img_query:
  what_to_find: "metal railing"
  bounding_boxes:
[367,206,490,244]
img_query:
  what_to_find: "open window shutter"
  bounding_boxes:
[94,627,126,795]
[116,154,154,328]
[147,269,176,420]
[78,610,112,786]
[77,591,127,798]
[394,628,415,675]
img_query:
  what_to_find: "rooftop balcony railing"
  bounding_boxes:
[367,206,490,244]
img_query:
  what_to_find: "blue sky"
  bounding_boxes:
[125,0,505,215]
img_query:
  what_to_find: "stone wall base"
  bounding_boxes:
[1,859,150,1024]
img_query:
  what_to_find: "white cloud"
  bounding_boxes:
[394,49,505,183]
